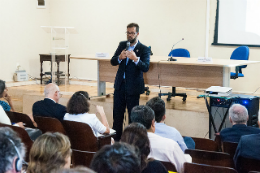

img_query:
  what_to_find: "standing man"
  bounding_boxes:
[111,23,150,141]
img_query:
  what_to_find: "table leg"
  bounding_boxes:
[57,61,60,85]
[97,60,106,96]
[223,67,230,87]
[40,61,43,84]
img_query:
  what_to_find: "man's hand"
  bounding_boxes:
[126,50,138,62]
[15,122,25,128]
[119,50,127,60]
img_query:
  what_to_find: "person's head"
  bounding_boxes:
[44,83,62,103]
[90,142,141,173]
[54,166,96,173]
[229,104,248,125]
[27,132,72,173]
[146,97,166,123]
[67,91,90,114]
[121,123,150,171]
[0,80,7,98]
[126,23,139,44]
[131,105,155,132]
[0,127,26,173]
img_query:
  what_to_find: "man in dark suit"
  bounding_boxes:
[220,104,260,143]
[111,23,150,141]
[32,83,66,121]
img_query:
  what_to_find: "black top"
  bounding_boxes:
[142,160,168,173]
[32,98,66,121]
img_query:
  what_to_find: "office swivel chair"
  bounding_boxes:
[159,48,190,101]
[230,46,249,79]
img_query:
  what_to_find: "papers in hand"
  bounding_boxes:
[97,128,116,137]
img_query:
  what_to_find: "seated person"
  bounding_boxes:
[64,91,110,136]
[32,83,66,121]
[90,142,141,173]
[131,105,190,173]
[220,104,260,143]
[234,112,260,170]
[0,79,14,111]
[0,127,26,173]
[27,132,71,173]
[146,97,193,151]
[56,166,96,173]
[121,123,168,173]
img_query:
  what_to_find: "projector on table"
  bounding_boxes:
[205,86,232,97]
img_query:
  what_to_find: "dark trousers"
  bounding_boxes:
[113,81,140,141]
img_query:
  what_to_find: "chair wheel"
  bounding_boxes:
[183,97,187,101]
[146,91,150,95]
[167,97,171,101]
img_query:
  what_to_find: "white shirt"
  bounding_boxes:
[64,112,106,137]
[0,105,11,125]
[147,132,191,173]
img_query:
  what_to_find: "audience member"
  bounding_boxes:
[0,79,14,111]
[0,105,12,125]
[146,97,193,151]
[90,142,141,173]
[32,83,66,121]
[0,127,26,173]
[64,91,110,136]
[220,104,260,142]
[131,105,190,173]
[121,123,168,173]
[27,132,71,173]
[233,111,260,171]
[55,166,96,173]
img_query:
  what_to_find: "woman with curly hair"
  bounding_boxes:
[121,123,168,173]
[27,132,72,173]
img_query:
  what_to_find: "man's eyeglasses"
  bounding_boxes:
[126,32,137,36]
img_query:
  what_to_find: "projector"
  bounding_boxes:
[205,86,232,97]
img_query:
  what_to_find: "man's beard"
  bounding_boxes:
[128,36,137,43]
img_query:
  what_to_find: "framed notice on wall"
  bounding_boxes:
[37,0,46,9]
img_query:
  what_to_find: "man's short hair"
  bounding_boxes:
[229,104,248,124]
[90,142,141,173]
[0,127,25,173]
[127,23,139,33]
[146,97,165,122]
[131,105,155,129]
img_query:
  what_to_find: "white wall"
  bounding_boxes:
[0,0,51,82]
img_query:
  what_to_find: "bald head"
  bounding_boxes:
[229,104,248,125]
[44,83,60,103]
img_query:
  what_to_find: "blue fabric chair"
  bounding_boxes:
[230,46,249,79]
[159,48,190,101]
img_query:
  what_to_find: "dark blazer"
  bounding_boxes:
[234,133,260,170]
[220,124,260,143]
[111,41,150,95]
[32,98,66,121]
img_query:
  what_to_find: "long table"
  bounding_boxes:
[70,55,260,96]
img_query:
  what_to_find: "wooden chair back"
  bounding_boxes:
[0,123,33,162]
[185,149,233,168]
[238,157,260,173]
[192,137,219,151]
[184,162,237,173]
[215,133,222,151]
[5,111,35,128]
[72,149,95,167]
[160,161,177,172]
[222,141,238,158]
[34,116,66,134]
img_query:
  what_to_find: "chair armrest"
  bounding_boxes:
[97,133,116,149]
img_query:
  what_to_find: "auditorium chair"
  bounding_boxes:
[191,137,219,151]
[72,149,96,167]
[34,116,66,135]
[236,157,260,173]
[0,123,33,162]
[184,162,238,173]
[222,141,238,159]
[185,149,233,168]
[230,46,249,79]
[158,48,190,101]
[5,111,35,128]
[160,161,177,172]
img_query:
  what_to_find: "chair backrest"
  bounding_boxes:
[214,133,222,152]
[0,123,33,162]
[238,157,260,173]
[62,120,98,151]
[5,111,35,128]
[72,149,95,167]
[184,162,237,173]
[168,48,190,57]
[160,161,177,172]
[192,137,219,151]
[222,141,238,159]
[230,46,249,68]
[185,149,233,168]
[34,116,66,135]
